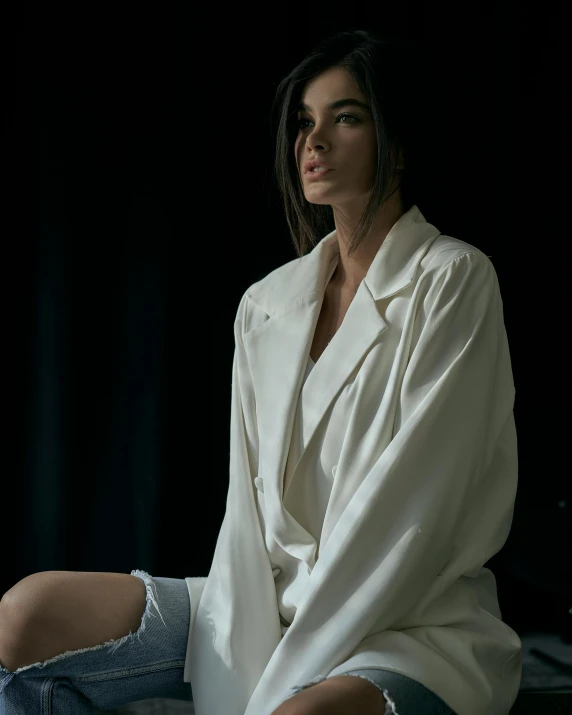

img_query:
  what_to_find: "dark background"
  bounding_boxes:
[3,3,569,639]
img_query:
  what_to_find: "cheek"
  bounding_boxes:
[351,135,377,180]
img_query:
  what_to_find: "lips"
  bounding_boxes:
[303,159,331,174]
[303,167,332,182]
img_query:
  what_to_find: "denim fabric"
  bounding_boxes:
[0,571,192,715]
[0,570,457,715]
[278,668,457,714]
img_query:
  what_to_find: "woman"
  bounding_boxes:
[0,30,521,715]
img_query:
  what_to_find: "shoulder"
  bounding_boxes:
[418,235,499,299]
[233,254,304,336]
[422,234,494,274]
[247,253,307,298]
[235,234,337,329]
[234,254,304,327]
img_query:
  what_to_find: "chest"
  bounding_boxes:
[309,288,353,363]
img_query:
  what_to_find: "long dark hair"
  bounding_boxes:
[272,30,428,258]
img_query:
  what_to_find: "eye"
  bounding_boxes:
[337,113,359,124]
[297,113,360,130]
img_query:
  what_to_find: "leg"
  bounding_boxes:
[0,570,147,672]
[275,670,457,714]
[0,570,192,714]
[270,674,387,714]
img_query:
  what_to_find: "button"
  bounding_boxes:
[254,476,264,493]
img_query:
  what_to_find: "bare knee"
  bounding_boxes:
[0,571,147,672]
[0,590,31,671]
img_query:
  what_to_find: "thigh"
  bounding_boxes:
[1,569,147,671]
[0,572,193,710]
[340,669,457,715]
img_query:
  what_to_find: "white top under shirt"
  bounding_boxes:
[271,251,342,636]
[276,351,349,635]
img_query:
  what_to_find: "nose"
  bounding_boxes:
[305,125,331,153]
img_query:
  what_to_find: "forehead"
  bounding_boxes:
[300,66,364,107]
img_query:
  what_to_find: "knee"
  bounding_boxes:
[0,572,79,672]
[0,571,148,672]
[1,572,57,621]
[0,580,38,671]
[1,571,53,634]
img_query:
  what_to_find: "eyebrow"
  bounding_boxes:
[297,98,371,112]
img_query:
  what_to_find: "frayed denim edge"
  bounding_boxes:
[342,675,398,714]
[280,673,398,714]
[0,568,165,681]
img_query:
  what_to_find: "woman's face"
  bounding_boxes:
[295,66,377,210]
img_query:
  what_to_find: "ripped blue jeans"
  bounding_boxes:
[0,570,456,714]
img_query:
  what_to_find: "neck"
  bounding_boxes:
[331,190,404,295]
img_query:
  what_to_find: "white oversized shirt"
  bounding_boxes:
[184,205,522,715]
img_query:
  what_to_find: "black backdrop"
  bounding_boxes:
[4,3,569,636]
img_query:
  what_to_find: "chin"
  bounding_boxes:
[303,188,337,205]
[305,197,332,206]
